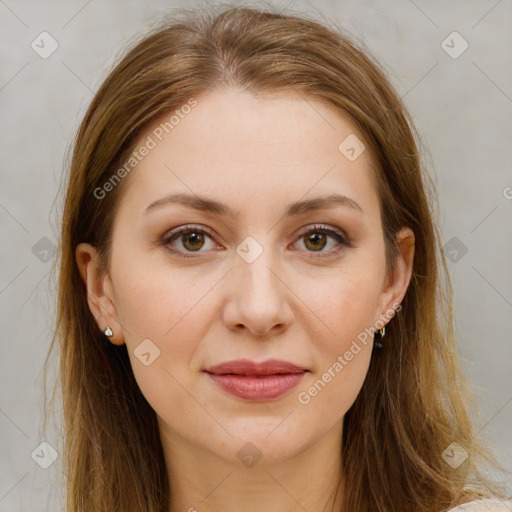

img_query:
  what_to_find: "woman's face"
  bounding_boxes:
[77,87,413,467]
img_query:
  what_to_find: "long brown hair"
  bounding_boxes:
[46,3,509,511]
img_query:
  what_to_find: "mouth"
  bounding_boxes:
[203,359,309,401]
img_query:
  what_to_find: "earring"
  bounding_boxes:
[374,326,386,349]
[104,326,114,337]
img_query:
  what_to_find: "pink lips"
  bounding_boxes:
[203,359,308,401]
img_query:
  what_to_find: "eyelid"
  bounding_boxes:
[165,224,218,242]
[295,223,348,242]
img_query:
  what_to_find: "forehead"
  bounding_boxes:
[114,87,380,224]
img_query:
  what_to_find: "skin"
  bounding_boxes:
[76,87,414,512]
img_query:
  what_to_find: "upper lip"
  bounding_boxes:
[204,359,308,376]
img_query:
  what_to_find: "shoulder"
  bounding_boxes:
[448,498,512,511]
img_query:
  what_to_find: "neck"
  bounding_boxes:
[161,419,345,512]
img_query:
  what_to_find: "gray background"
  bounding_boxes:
[0,0,511,510]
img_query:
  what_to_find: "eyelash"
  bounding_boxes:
[159,223,352,259]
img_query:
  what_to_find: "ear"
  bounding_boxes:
[75,243,125,346]
[376,227,415,324]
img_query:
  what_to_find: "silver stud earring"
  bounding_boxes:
[104,326,114,337]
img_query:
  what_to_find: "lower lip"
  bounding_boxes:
[206,372,307,401]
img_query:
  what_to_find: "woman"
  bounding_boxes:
[46,4,511,511]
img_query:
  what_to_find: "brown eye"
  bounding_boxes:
[303,232,327,251]
[181,231,205,251]
[293,224,351,256]
[161,223,351,259]
[161,225,220,258]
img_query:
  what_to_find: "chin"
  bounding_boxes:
[212,421,318,467]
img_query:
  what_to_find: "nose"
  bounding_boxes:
[221,238,293,338]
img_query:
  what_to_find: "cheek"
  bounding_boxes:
[112,252,207,339]
[297,279,375,420]
[111,264,208,421]
[108,267,200,406]
[292,263,380,411]
[296,266,382,348]
[305,349,372,425]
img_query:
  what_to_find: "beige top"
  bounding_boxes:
[448,499,512,511]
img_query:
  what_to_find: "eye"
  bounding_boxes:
[160,224,221,258]
[160,223,351,259]
[292,224,351,256]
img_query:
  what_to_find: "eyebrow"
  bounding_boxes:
[144,192,364,217]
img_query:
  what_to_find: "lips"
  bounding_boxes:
[204,358,308,376]
[203,359,308,401]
